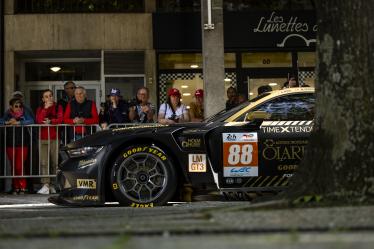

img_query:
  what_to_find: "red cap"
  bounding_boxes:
[168,88,181,97]
[195,89,204,97]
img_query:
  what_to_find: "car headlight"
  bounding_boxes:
[67,146,104,158]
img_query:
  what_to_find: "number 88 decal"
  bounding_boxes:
[227,144,253,165]
[223,133,258,167]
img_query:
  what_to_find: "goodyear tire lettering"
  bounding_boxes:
[130,203,154,208]
[112,183,119,190]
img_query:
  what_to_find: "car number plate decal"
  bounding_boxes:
[222,133,258,177]
[188,154,207,172]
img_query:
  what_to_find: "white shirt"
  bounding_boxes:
[158,103,188,121]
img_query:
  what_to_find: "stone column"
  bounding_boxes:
[201,0,225,118]
[145,49,157,107]
[4,50,14,108]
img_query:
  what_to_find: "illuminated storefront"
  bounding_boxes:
[154,9,316,104]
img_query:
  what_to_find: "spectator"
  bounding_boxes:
[57,81,76,112]
[258,85,273,95]
[288,76,299,88]
[35,89,63,194]
[158,88,189,124]
[238,93,247,104]
[101,88,130,129]
[189,89,204,122]
[11,91,35,120]
[64,86,99,141]
[0,98,34,194]
[129,87,155,123]
[225,87,239,110]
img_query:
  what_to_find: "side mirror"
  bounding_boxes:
[245,111,270,122]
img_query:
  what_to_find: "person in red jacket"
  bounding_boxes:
[35,89,63,194]
[63,86,99,141]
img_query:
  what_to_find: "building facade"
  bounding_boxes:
[2,0,316,113]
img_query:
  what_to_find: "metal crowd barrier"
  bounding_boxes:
[0,124,101,179]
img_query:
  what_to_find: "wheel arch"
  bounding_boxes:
[101,137,188,202]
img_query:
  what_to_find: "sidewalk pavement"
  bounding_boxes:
[0,193,52,205]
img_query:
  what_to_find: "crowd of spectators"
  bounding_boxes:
[0,80,258,195]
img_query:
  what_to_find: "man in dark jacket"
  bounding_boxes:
[57,81,76,112]
[101,88,130,129]
[63,86,99,141]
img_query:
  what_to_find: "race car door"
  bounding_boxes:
[208,92,315,189]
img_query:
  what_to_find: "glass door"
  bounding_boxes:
[55,82,101,109]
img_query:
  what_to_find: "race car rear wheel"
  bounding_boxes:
[110,145,177,207]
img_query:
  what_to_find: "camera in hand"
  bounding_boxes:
[128,98,139,107]
[168,113,179,123]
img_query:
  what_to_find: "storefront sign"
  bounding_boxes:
[153,11,317,50]
[225,11,317,48]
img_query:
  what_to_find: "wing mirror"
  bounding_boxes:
[245,111,270,126]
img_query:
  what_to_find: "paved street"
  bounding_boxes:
[1,194,374,249]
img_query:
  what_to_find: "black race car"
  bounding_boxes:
[49,87,315,207]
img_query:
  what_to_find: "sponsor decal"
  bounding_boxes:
[130,203,154,208]
[113,124,167,132]
[236,178,243,184]
[224,167,258,177]
[226,178,234,184]
[188,154,207,172]
[263,139,307,161]
[123,146,167,161]
[260,121,313,134]
[277,164,298,171]
[223,133,258,177]
[181,138,202,148]
[283,174,294,178]
[78,159,97,168]
[76,179,96,189]
[112,183,119,190]
[72,195,99,201]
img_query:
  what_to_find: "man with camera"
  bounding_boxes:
[158,88,189,125]
[101,88,130,129]
[129,87,155,123]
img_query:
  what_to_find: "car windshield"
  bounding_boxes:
[203,92,271,123]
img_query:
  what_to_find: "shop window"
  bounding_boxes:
[158,72,237,107]
[25,62,100,81]
[242,52,292,68]
[15,0,144,14]
[224,0,316,11]
[157,0,200,12]
[105,76,144,102]
[158,73,204,108]
[298,71,315,87]
[298,52,316,67]
[159,53,236,70]
[104,51,144,75]
[248,77,286,100]
[159,54,202,70]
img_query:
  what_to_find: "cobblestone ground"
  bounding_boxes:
[1,195,374,249]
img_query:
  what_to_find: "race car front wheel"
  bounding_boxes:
[110,145,177,207]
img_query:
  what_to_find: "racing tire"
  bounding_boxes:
[110,145,177,207]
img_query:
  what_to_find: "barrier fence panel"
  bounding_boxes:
[0,124,101,179]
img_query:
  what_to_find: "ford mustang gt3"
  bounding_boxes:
[49,87,315,207]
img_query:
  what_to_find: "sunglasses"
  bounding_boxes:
[13,104,22,108]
